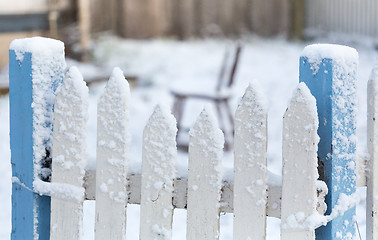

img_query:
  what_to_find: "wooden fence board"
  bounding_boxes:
[50,67,88,240]
[186,109,224,239]
[233,84,267,239]
[95,68,130,240]
[367,66,378,240]
[281,83,318,240]
[139,105,177,240]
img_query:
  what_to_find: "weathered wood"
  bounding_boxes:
[367,66,378,240]
[93,0,290,38]
[139,105,177,240]
[233,84,267,239]
[199,0,218,35]
[50,67,88,240]
[186,109,224,239]
[78,0,91,60]
[95,68,130,240]
[281,83,318,240]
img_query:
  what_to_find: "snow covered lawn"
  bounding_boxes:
[0,36,377,239]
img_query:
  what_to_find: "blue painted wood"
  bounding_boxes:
[9,46,64,239]
[300,56,357,239]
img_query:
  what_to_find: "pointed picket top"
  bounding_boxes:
[189,107,224,151]
[235,82,267,118]
[234,83,268,240]
[187,108,224,240]
[100,67,130,103]
[50,66,88,240]
[95,67,130,240]
[281,82,319,240]
[286,82,318,117]
[367,65,378,240]
[52,66,88,176]
[140,104,177,240]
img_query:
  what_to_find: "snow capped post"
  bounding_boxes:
[281,83,319,240]
[300,44,358,239]
[186,109,224,240]
[9,37,65,239]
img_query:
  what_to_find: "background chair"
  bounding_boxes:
[171,41,243,151]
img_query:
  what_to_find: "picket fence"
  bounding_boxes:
[48,68,325,240]
[9,37,378,240]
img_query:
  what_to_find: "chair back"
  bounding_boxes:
[215,41,243,92]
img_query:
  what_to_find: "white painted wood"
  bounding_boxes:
[233,84,267,239]
[139,105,177,240]
[50,67,88,240]
[95,68,130,240]
[281,83,318,240]
[186,109,224,240]
[357,155,367,187]
[366,66,378,240]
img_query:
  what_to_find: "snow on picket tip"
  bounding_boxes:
[103,67,130,99]
[60,66,89,99]
[143,104,177,183]
[288,82,318,118]
[237,81,268,113]
[189,107,225,151]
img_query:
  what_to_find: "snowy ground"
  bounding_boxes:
[1,35,377,239]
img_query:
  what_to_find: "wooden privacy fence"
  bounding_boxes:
[91,0,291,38]
[306,0,378,38]
[8,37,376,239]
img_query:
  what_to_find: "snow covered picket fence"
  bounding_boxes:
[47,67,325,240]
[8,37,373,240]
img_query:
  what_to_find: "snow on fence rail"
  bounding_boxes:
[8,37,376,239]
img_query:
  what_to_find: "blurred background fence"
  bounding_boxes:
[1,0,378,71]
[90,0,291,39]
[306,0,378,38]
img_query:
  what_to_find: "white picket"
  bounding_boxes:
[50,67,88,240]
[95,68,130,240]
[186,109,224,240]
[281,83,319,240]
[233,84,267,239]
[139,105,177,240]
[366,66,378,240]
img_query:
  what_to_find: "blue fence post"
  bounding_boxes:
[299,44,358,239]
[9,37,65,240]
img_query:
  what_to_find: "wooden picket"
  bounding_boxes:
[233,84,268,239]
[186,109,224,239]
[50,67,88,240]
[139,105,177,239]
[281,83,319,239]
[95,68,130,240]
[367,66,378,240]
